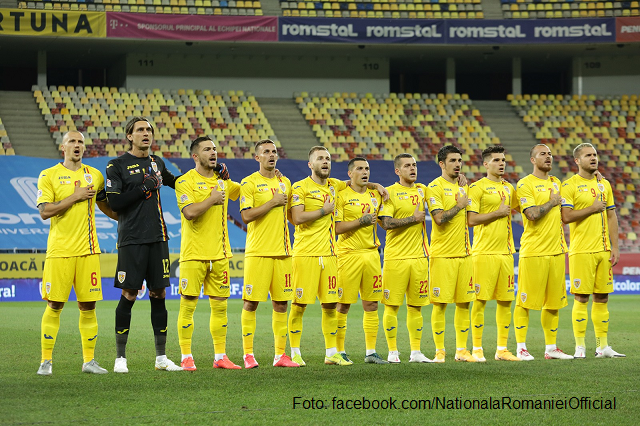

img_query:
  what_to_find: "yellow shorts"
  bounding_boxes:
[569,251,613,295]
[41,254,102,303]
[179,259,230,298]
[472,254,515,301]
[292,256,338,305]
[337,251,383,304]
[243,256,294,302]
[381,257,429,307]
[429,256,475,304]
[516,254,568,310]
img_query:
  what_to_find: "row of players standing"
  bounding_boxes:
[36,116,624,375]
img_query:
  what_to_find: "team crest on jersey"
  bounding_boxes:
[245,284,253,296]
[45,282,51,294]
[180,194,189,203]
[384,289,390,300]
[520,292,527,303]
[503,185,510,195]
[106,179,112,187]
[371,198,378,208]
[181,278,188,291]
[475,284,480,295]
[137,281,147,299]
[552,182,559,192]
[217,180,225,190]
[338,287,343,298]
[329,186,335,197]
[296,288,303,299]
[117,271,126,284]
[151,162,158,173]
[433,287,440,298]
[84,173,93,184]
[458,187,466,196]
[279,182,287,193]
[573,279,581,289]
[417,188,424,197]
[597,183,605,193]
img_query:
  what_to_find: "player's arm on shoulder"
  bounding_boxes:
[365,182,389,201]
[608,208,620,266]
[157,157,180,189]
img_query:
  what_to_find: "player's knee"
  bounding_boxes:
[122,289,137,301]
[574,294,590,303]
[362,301,378,312]
[336,302,351,314]
[48,301,65,310]
[243,300,259,311]
[321,302,337,310]
[593,293,608,303]
[78,301,96,311]
[271,300,287,313]
[149,289,166,299]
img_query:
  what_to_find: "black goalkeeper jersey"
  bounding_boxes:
[106,152,178,247]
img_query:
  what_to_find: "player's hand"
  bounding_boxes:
[456,193,468,210]
[321,199,335,216]
[214,163,229,180]
[210,187,225,205]
[413,202,426,223]
[74,182,96,201]
[595,170,604,181]
[375,184,389,202]
[275,168,283,179]
[591,197,606,213]
[271,191,287,207]
[549,188,561,206]
[457,174,468,187]
[496,197,510,217]
[141,173,161,194]
[610,247,620,266]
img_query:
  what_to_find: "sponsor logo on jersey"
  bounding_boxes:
[245,284,253,296]
[338,287,343,299]
[127,164,140,170]
[296,288,303,299]
[279,182,287,193]
[292,194,300,203]
[151,162,158,173]
[520,292,527,303]
[475,283,480,294]
[383,289,390,300]
[429,197,436,205]
[432,287,440,297]
[117,271,126,284]
[180,194,188,203]
[573,278,581,289]
[520,197,527,204]
[84,173,93,184]
[181,278,188,291]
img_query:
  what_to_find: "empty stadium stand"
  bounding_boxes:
[34,85,283,159]
[0,118,15,156]
[501,0,640,19]
[297,91,522,181]
[510,93,640,251]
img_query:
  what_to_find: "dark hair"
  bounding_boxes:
[437,145,462,163]
[190,135,213,154]
[308,146,329,159]
[573,142,596,159]
[348,157,367,171]
[254,139,276,154]
[393,153,414,169]
[125,116,154,149]
[481,145,505,162]
[529,143,548,158]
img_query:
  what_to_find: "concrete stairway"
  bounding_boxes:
[260,0,282,16]
[259,97,318,160]
[0,91,59,159]
[481,0,505,19]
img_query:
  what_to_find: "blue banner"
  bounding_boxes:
[279,17,616,45]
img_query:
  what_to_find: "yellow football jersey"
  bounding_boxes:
[240,171,292,257]
[379,182,429,261]
[561,174,615,255]
[335,186,382,256]
[290,177,347,257]
[37,164,105,258]
[516,174,567,257]
[175,168,240,261]
[469,177,518,255]
[426,177,470,258]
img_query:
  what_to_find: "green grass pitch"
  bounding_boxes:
[1,296,638,425]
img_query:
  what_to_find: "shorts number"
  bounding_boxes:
[328,276,336,289]
[373,275,382,289]
[285,273,292,288]
[507,275,515,288]
[91,272,98,287]
[223,271,228,285]
[469,277,473,289]
[162,259,170,274]
[419,280,428,294]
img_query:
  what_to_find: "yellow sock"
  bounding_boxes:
[514,305,529,344]
[454,303,470,349]
[541,309,559,346]
[209,299,228,355]
[471,300,486,348]
[572,300,588,347]
[177,297,197,355]
[288,304,305,349]
[383,305,399,352]
[78,309,98,363]
[406,306,423,352]
[496,301,512,348]
[592,302,609,349]
[272,310,288,356]
[336,312,347,352]
[431,303,446,350]
[241,309,256,355]
[363,310,378,352]
[322,308,337,350]
[41,306,62,362]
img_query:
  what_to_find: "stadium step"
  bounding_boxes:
[258,97,318,160]
[481,0,506,19]
[260,0,283,16]
[472,100,558,178]
[0,91,59,158]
